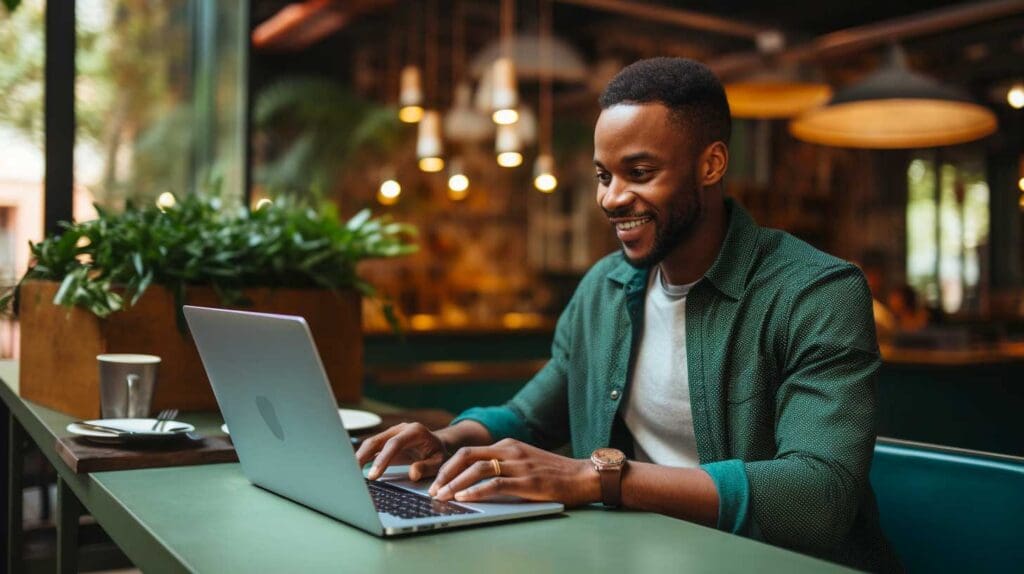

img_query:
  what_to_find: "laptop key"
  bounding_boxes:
[366,479,479,519]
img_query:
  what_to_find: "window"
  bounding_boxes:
[906,152,990,314]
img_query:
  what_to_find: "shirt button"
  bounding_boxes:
[610,389,620,400]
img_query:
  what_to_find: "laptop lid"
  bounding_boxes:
[182,305,384,536]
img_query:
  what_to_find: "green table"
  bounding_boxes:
[1,361,849,573]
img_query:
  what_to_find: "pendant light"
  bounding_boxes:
[492,0,519,125]
[789,45,997,149]
[533,0,557,192]
[445,1,493,144]
[398,7,423,124]
[725,65,832,119]
[417,110,445,172]
[496,124,523,167]
[445,1,471,201]
[447,157,470,200]
[399,66,424,123]
[377,177,401,206]
[417,0,444,172]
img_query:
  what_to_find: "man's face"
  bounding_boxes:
[593,103,704,268]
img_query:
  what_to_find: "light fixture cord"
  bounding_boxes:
[453,0,464,85]
[540,0,553,157]
[501,0,515,60]
[426,0,438,105]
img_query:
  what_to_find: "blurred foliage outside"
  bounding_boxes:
[0,0,245,210]
[906,155,990,314]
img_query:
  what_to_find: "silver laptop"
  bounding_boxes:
[183,305,563,536]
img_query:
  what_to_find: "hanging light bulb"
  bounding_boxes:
[378,179,402,205]
[399,65,424,123]
[1008,83,1024,110]
[447,157,470,201]
[495,124,522,167]
[492,58,519,125]
[533,154,557,192]
[417,110,445,172]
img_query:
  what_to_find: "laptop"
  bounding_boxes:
[182,305,564,536]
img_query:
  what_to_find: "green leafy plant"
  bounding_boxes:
[1,193,418,328]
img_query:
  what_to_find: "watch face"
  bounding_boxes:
[592,448,626,467]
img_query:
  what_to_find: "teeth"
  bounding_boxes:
[616,218,651,231]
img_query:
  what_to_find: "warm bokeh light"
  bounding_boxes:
[448,173,469,193]
[156,192,176,211]
[492,108,519,125]
[1018,177,1024,192]
[497,152,522,168]
[399,105,424,123]
[419,157,445,172]
[410,314,438,330]
[534,173,558,193]
[254,198,273,210]
[1008,84,1024,110]
[377,179,401,205]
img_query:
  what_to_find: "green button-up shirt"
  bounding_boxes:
[453,199,897,570]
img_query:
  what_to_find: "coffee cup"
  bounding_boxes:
[97,354,161,419]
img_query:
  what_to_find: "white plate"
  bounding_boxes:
[221,408,382,435]
[67,418,196,445]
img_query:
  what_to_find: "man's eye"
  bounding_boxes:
[595,172,611,184]
[630,168,651,179]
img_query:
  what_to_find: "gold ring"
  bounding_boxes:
[490,458,502,477]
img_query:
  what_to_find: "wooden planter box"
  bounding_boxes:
[18,280,363,419]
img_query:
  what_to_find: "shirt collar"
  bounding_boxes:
[605,197,759,301]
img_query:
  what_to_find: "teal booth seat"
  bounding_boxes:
[870,437,1024,573]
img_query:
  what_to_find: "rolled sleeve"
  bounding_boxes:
[450,406,534,443]
[701,459,752,535]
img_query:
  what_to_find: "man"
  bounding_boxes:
[357,58,897,571]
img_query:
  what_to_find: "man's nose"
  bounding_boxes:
[600,177,633,212]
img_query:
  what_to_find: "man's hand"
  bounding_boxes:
[355,422,446,481]
[429,438,600,507]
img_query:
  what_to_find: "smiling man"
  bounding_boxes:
[357,58,898,571]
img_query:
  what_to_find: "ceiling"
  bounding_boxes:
[250,0,1024,109]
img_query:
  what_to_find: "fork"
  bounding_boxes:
[151,408,179,431]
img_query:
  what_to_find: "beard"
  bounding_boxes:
[615,186,703,269]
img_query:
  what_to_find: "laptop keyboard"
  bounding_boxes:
[366,480,479,519]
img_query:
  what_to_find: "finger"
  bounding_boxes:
[430,446,487,495]
[435,459,512,501]
[368,426,419,479]
[355,424,406,467]
[454,476,535,503]
[430,446,510,496]
[408,451,444,482]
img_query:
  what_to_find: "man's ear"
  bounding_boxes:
[699,141,729,187]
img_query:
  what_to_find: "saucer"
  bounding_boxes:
[221,408,382,435]
[67,418,196,445]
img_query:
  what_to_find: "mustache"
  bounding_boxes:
[603,208,655,219]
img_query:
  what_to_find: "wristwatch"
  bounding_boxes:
[590,448,626,508]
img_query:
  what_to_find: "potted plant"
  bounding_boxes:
[3,193,417,419]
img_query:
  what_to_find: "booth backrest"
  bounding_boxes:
[870,438,1024,573]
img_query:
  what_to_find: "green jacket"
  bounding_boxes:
[453,199,898,571]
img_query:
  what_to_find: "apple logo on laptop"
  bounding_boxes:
[256,396,286,441]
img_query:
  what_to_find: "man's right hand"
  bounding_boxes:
[355,422,447,481]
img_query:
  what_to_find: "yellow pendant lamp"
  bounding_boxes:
[725,67,832,120]
[790,45,997,149]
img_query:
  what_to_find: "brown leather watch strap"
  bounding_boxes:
[598,466,622,508]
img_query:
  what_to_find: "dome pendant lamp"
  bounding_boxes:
[789,45,997,149]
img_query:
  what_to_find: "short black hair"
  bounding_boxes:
[599,57,731,149]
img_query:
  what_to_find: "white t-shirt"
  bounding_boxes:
[622,267,701,468]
